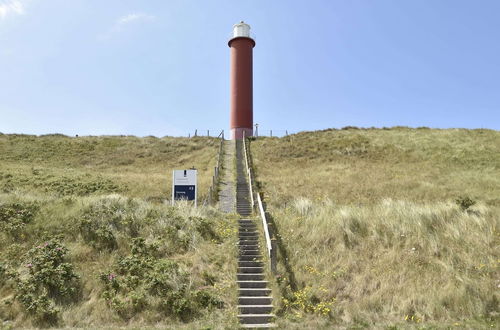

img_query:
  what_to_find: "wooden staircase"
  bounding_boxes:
[235,140,275,328]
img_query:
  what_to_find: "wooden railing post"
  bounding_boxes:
[204,131,225,206]
[270,239,277,274]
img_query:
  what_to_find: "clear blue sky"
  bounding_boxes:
[1,0,499,136]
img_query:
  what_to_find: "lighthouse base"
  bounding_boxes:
[231,127,253,140]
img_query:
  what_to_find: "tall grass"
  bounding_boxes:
[0,134,219,201]
[0,134,239,328]
[250,128,500,328]
[0,192,239,328]
[252,128,500,206]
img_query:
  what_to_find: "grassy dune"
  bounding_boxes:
[0,134,220,201]
[251,127,500,328]
[0,134,238,328]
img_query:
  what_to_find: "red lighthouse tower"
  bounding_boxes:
[229,21,255,140]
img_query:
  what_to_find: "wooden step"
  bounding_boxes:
[239,296,272,305]
[238,314,275,324]
[237,273,264,281]
[237,280,269,288]
[240,323,276,328]
[238,267,264,274]
[239,288,272,296]
[239,255,262,261]
[238,261,263,267]
[238,305,273,314]
[240,250,260,256]
[240,245,260,251]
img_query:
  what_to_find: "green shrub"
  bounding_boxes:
[78,217,117,250]
[0,261,7,281]
[194,216,218,241]
[193,290,224,309]
[100,237,222,320]
[456,196,476,211]
[0,202,38,238]
[12,237,79,325]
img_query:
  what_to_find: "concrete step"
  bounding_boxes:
[238,314,275,325]
[238,305,273,314]
[239,296,272,305]
[237,273,264,281]
[237,280,269,288]
[239,288,272,296]
[238,267,264,274]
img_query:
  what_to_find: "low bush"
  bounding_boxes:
[10,237,80,326]
[100,237,223,320]
[456,196,476,211]
[0,202,38,238]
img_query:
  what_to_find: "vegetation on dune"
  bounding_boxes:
[252,127,500,206]
[0,134,238,328]
[250,127,500,328]
[0,134,219,201]
[1,129,499,328]
[0,194,238,328]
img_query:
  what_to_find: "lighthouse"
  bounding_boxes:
[229,21,255,140]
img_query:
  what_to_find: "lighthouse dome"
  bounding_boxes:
[232,21,251,38]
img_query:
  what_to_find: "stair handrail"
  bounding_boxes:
[242,131,276,273]
[257,192,273,259]
[242,131,254,207]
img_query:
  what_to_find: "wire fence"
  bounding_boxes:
[188,129,298,138]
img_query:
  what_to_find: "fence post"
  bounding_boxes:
[270,130,272,137]
[270,239,277,274]
[194,129,197,137]
[207,130,209,137]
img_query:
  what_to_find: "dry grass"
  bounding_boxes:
[252,127,500,206]
[250,127,500,328]
[0,134,238,328]
[0,192,239,328]
[0,134,220,201]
